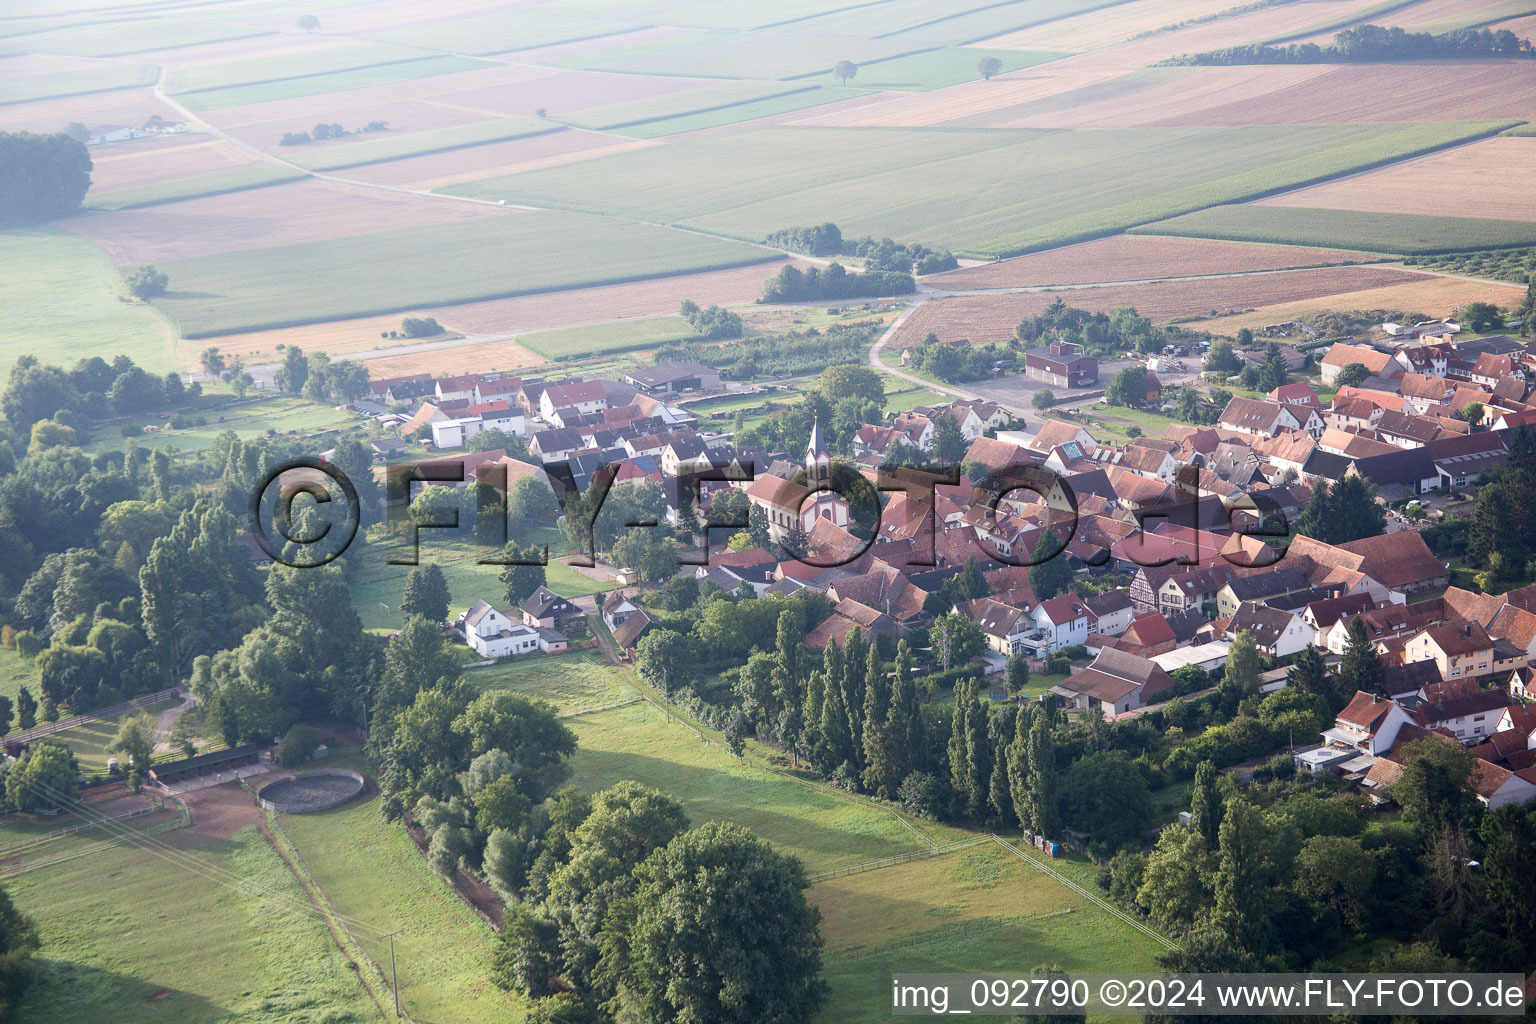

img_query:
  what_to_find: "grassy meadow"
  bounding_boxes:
[1138,204,1536,255]
[144,212,778,337]
[850,46,1064,89]
[516,315,702,360]
[83,395,362,455]
[176,55,497,110]
[0,228,172,375]
[165,40,435,94]
[6,18,269,57]
[84,165,308,212]
[444,121,1509,257]
[613,85,869,138]
[0,61,156,103]
[284,118,557,171]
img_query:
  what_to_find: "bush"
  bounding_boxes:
[898,771,947,819]
[402,316,444,338]
[279,131,311,146]
[275,723,320,765]
[125,265,168,299]
[119,424,141,437]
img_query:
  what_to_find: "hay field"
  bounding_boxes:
[560,79,815,129]
[1199,273,1526,333]
[1257,136,1536,222]
[975,0,1247,51]
[83,135,260,193]
[614,86,874,137]
[220,98,492,150]
[1140,204,1536,252]
[143,212,776,336]
[186,313,461,369]
[347,132,657,188]
[847,47,1064,90]
[68,179,508,264]
[515,316,700,360]
[431,258,802,334]
[443,120,1503,257]
[926,234,1380,288]
[82,165,308,213]
[893,266,1423,346]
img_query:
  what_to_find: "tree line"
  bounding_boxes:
[1165,23,1532,65]
[760,261,915,302]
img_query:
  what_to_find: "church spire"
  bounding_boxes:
[807,414,826,459]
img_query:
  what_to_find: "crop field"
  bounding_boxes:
[515,315,702,360]
[926,234,1381,288]
[144,212,777,337]
[319,132,648,190]
[443,121,1506,257]
[185,311,457,367]
[1257,136,1536,223]
[1403,244,1536,283]
[615,86,875,137]
[977,0,1247,51]
[1083,0,1398,65]
[165,40,437,94]
[1490,9,1536,36]
[893,265,1424,346]
[1198,272,1525,332]
[0,228,171,375]
[812,844,1164,1020]
[1138,204,1536,253]
[6,18,270,58]
[0,85,182,134]
[282,116,557,170]
[8,824,379,1024]
[83,136,264,195]
[82,165,308,213]
[560,79,817,130]
[0,60,157,104]
[847,47,1064,89]
[175,55,499,110]
[545,29,919,79]
[426,68,710,122]
[360,338,550,379]
[364,7,647,55]
[792,0,1124,44]
[70,179,504,264]
[431,258,797,334]
[278,798,521,1024]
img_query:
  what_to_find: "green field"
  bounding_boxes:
[283,117,557,171]
[1403,244,1536,283]
[177,55,497,110]
[8,18,271,57]
[0,227,171,375]
[613,85,869,137]
[365,7,645,55]
[88,395,362,455]
[279,797,521,1023]
[84,164,307,212]
[561,79,818,130]
[849,46,1064,89]
[143,211,778,336]
[39,699,179,769]
[517,315,702,360]
[812,844,1163,1020]
[1136,204,1536,255]
[547,28,920,79]
[0,61,156,104]
[444,121,1509,258]
[468,650,635,710]
[165,39,434,93]
[0,647,34,706]
[1503,122,1536,137]
[793,0,1127,44]
[9,824,378,1023]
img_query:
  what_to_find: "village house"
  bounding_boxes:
[539,380,608,421]
[459,601,545,658]
[1023,341,1098,388]
[1029,594,1093,654]
[1051,648,1176,718]
[1398,622,1498,680]
[519,586,582,631]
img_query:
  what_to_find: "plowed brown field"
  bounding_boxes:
[893,265,1422,346]
[974,0,1250,52]
[1199,273,1525,333]
[924,235,1376,289]
[362,338,548,378]
[1258,136,1536,221]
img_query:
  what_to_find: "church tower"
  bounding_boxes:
[806,415,831,488]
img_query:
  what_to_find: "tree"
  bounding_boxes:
[1222,630,1260,693]
[15,687,35,731]
[275,723,319,765]
[1391,738,1478,832]
[1459,400,1484,427]
[931,612,983,671]
[1334,362,1369,388]
[1188,760,1222,850]
[833,59,857,85]
[297,13,320,31]
[1021,710,1057,836]
[0,882,40,1019]
[274,346,309,394]
[0,131,92,226]
[1105,365,1148,408]
[1004,654,1029,694]
[1211,798,1273,952]
[402,563,451,623]
[1327,474,1385,543]
[4,741,77,812]
[1204,339,1242,375]
[1258,341,1289,392]
[635,630,691,719]
[929,413,966,466]
[1295,834,1374,930]
[1028,529,1072,601]
[108,711,155,773]
[978,55,1004,79]
[605,821,828,1024]
[499,542,547,607]
[1459,300,1503,332]
[1060,750,1150,849]
[816,364,884,407]
[1480,803,1536,944]
[1338,615,1387,698]
[200,347,225,377]
[1031,388,1056,414]
[125,265,168,299]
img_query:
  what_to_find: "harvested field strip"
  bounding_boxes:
[546,28,923,79]
[614,86,873,137]
[0,61,157,103]
[83,164,307,211]
[883,0,1144,45]
[1137,204,1536,253]
[6,19,271,58]
[84,137,258,194]
[560,79,817,129]
[347,132,657,189]
[1198,272,1524,333]
[143,212,778,336]
[515,316,701,359]
[284,117,559,170]
[891,265,1425,348]
[1256,136,1536,222]
[177,55,498,110]
[365,8,649,56]
[847,46,1065,89]
[925,233,1381,288]
[975,0,1245,51]
[1265,0,1422,42]
[167,40,434,93]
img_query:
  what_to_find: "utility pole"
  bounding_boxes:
[382,929,402,1017]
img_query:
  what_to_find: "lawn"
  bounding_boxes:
[0,61,156,103]
[1138,204,1536,255]
[83,165,308,212]
[516,315,702,360]
[811,843,1164,1020]
[177,55,498,110]
[42,699,180,770]
[444,121,1507,258]
[1084,402,1179,441]
[0,227,172,376]
[85,395,361,454]
[144,211,778,337]
[284,117,557,171]
[0,647,35,706]
[467,649,635,710]
[9,825,378,1024]
[8,18,270,57]
[279,796,520,1024]
[848,46,1064,90]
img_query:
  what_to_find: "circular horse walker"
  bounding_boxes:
[256,768,366,813]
